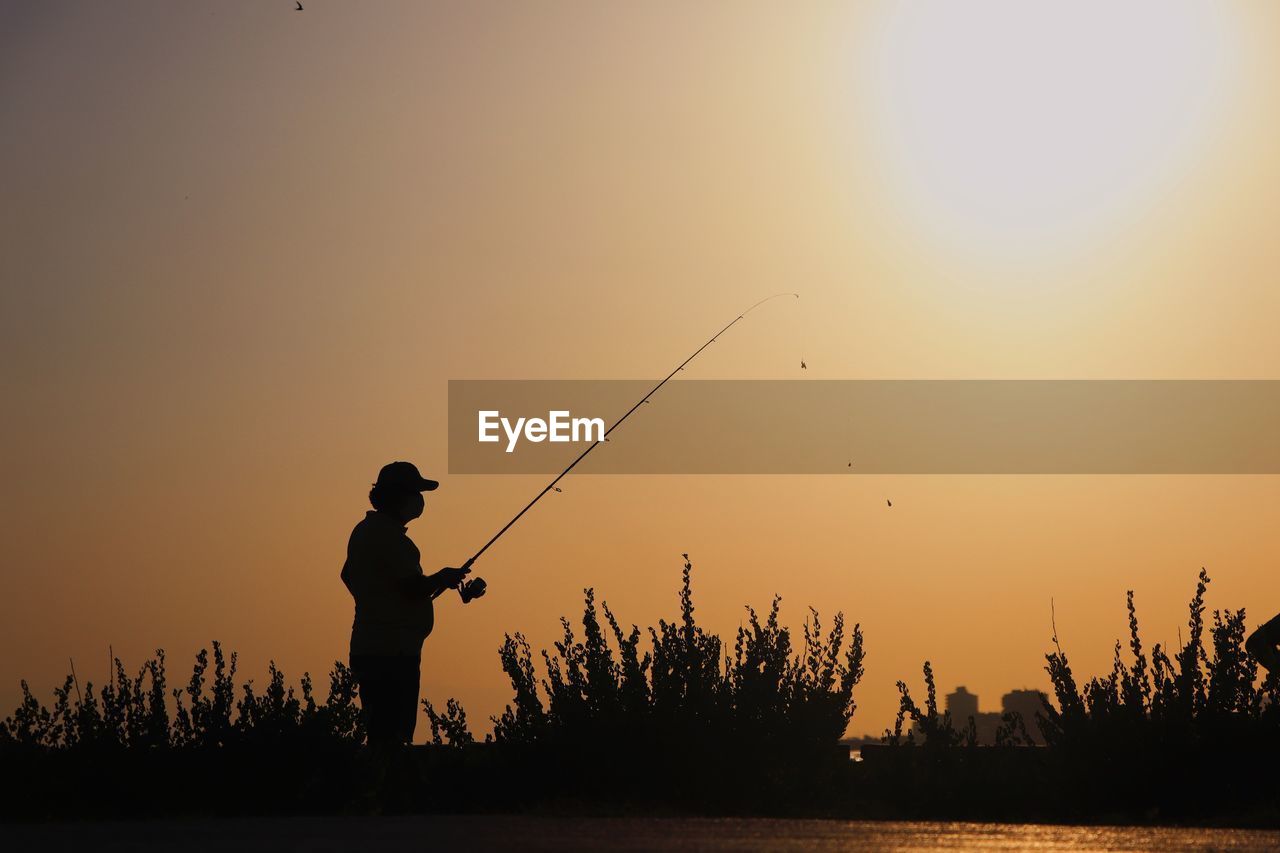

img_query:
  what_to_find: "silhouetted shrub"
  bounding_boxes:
[1,642,365,752]
[1037,568,1280,750]
[0,643,369,818]
[423,557,866,809]
[887,660,970,748]
[880,568,1280,822]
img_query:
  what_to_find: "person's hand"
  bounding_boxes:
[437,565,471,589]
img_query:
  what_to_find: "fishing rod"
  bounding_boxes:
[450,292,799,603]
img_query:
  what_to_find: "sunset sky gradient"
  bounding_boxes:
[4,1,1280,736]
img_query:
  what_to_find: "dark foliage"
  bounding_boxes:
[1,559,864,818]
[423,558,866,812]
[870,569,1280,824]
[6,564,1279,824]
[2,641,365,752]
[0,644,366,818]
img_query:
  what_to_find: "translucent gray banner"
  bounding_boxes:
[447,380,1280,474]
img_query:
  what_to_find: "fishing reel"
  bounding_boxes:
[459,577,487,604]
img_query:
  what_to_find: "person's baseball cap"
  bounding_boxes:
[374,461,439,492]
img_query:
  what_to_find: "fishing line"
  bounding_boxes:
[452,293,799,602]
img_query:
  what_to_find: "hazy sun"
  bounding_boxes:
[860,0,1239,259]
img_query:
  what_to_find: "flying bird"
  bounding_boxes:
[553,487,562,493]
[296,1,303,9]
[886,499,892,507]
[800,360,807,369]
[847,462,852,467]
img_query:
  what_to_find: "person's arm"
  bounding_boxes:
[1246,613,1280,674]
[397,566,470,601]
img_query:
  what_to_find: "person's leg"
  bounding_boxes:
[349,655,404,812]
[396,655,422,744]
[352,654,398,748]
[365,656,422,813]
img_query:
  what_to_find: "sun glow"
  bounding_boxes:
[860,1,1239,260]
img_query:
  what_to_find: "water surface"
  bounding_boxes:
[6,816,1279,851]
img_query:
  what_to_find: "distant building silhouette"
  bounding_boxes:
[1001,689,1047,743]
[946,686,979,721]
[930,685,1049,745]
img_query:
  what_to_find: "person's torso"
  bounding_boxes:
[341,511,434,656]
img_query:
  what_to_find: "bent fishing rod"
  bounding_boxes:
[448,292,799,603]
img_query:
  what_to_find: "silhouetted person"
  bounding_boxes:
[341,461,474,749]
[1246,612,1280,674]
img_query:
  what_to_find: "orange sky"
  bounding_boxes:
[4,1,1280,737]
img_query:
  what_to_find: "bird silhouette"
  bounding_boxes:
[682,552,690,561]
[886,500,892,507]
[296,1,303,9]
[553,487,562,493]
[847,462,852,467]
[801,360,807,369]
